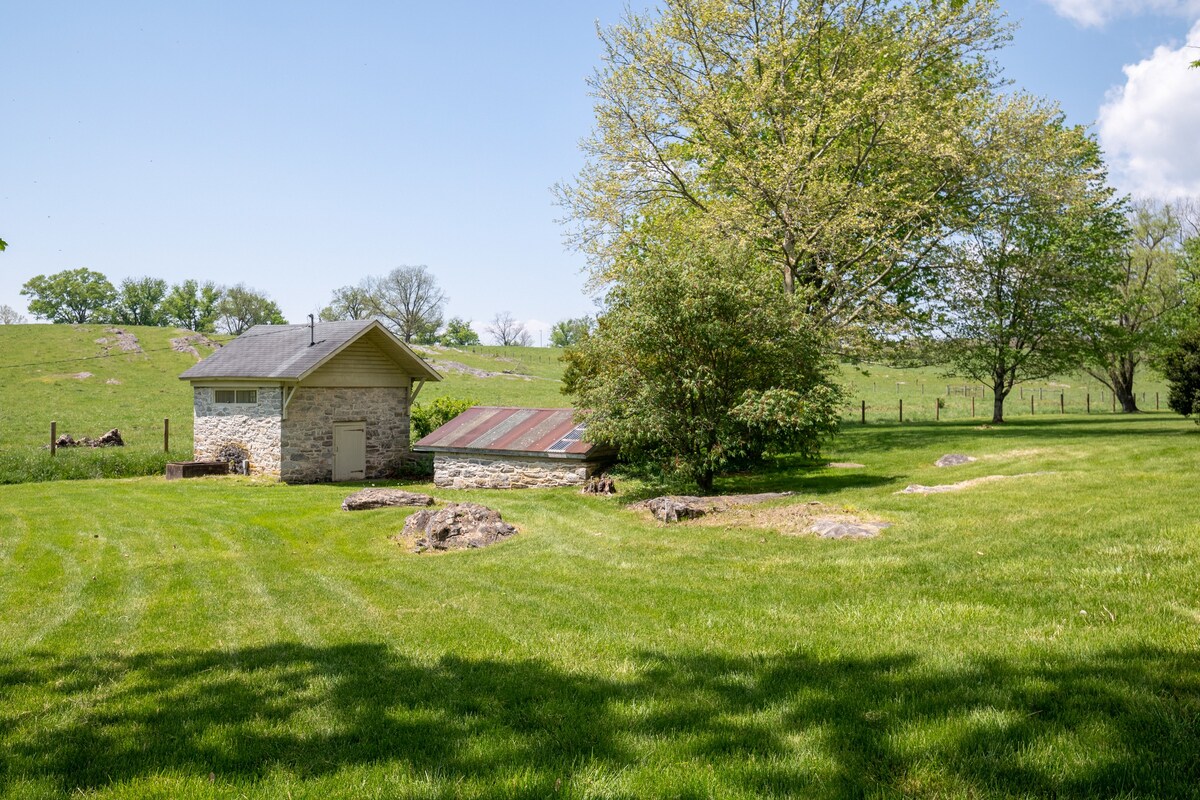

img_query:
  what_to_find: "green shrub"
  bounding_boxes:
[1163,326,1200,423]
[411,395,478,440]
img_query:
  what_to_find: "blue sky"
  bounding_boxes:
[3,1,1199,337]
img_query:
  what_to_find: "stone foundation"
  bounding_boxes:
[433,454,597,489]
[193,386,282,477]
[280,386,410,483]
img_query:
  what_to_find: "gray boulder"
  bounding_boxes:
[342,488,435,511]
[402,503,517,552]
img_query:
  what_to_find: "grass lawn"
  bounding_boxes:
[1,414,1198,798]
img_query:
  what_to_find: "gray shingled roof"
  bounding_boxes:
[179,320,440,382]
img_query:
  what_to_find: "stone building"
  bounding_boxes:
[413,406,615,489]
[179,319,440,482]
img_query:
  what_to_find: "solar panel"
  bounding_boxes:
[546,424,585,452]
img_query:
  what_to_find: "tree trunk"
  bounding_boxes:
[992,392,1006,424]
[1109,356,1139,413]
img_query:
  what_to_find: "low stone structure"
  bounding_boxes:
[432,454,590,489]
[414,407,615,490]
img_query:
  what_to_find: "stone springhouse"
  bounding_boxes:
[413,406,614,489]
[180,319,441,482]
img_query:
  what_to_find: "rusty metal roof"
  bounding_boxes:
[413,407,602,459]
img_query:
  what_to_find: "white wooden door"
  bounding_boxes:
[333,422,366,481]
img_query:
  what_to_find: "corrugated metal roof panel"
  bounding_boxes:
[413,406,603,458]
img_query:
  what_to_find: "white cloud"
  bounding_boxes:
[1042,0,1200,26]
[1099,20,1200,198]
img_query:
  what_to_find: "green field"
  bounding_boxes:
[1,413,1198,798]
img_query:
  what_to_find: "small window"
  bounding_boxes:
[215,389,257,404]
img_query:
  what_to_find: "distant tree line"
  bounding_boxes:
[17,268,285,334]
[318,264,589,348]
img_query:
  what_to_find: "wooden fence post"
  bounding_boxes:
[1030,396,1035,415]
[50,421,57,457]
[861,400,866,424]
[1087,393,1091,414]
[164,418,170,453]
[1060,393,1064,414]
[899,398,903,422]
[971,396,975,417]
[936,400,940,421]
[1156,392,1160,410]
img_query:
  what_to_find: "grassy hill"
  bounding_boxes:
[0,324,1177,483]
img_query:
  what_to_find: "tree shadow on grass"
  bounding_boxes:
[0,643,1197,797]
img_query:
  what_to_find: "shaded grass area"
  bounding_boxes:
[1,415,1198,797]
[2,644,1195,798]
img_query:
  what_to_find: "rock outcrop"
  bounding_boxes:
[401,503,517,552]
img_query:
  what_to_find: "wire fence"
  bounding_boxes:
[843,383,1166,423]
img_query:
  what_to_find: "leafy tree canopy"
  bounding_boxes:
[549,316,594,347]
[932,96,1126,423]
[565,218,841,491]
[162,280,222,333]
[439,317,480,347]
[216,284,287,335]
[365,266,446,343]
[20,268,116,324]
[319,284,374,322]
[112,277,168,327]
[558,0,1009,334]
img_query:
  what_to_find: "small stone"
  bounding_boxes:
[935,454,976,467]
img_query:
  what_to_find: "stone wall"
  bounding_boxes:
[433,454,597,489]
[280,386,409,483]
[193,387,283,477]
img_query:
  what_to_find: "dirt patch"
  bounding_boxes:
[827,462,865,469]
[629,492,794,523]
[690,501,890,539]
[72,372,94,380]
[898,472,1056,494]
[171,332,222,360]
[105,378,121,385]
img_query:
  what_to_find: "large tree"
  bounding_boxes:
[549,316,594,347]
[112,276,168,326]
[1083,200,1193,412]
[565,219,841,491]
[318,284,374,322]
[557,0,1008,332]
[486,312,532,347]
[216,284,287,335]
[162,280,222,332]
[933,97,1126,423]
[20,268,116,324]
[365,266,446,343]
[439,317,481,346]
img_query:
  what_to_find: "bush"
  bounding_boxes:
[1162,326,1200,423]
[411,396,478,440]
